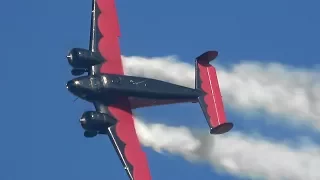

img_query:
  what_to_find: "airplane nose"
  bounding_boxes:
[66,80,71,89]
[66,80,78,90]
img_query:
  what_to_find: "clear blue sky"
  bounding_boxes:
[1,0,319,179]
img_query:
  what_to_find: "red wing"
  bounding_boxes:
[89,0,151,179]
[104,99,152,180]
[90,0,124,75]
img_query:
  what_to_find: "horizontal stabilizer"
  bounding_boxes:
[195,51,233,134]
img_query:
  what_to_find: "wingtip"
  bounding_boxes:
[196,51,218,64]
[210,122,233,135]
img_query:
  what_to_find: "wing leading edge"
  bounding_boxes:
[107,102,151,180]
[94,102,151,180]
[89,0,124,75]
[89,0,152,179]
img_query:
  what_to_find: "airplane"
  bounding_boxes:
[65,0,233,179]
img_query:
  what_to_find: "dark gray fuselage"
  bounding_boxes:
[66,74,201,106]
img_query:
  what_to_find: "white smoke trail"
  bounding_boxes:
[134,118,320,180]
[123,56,320,129]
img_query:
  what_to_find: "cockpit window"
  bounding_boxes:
[102,76,108,85]
[95,113,103,119]
[90,77,101,89]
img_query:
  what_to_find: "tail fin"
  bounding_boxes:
[195,51,233,134]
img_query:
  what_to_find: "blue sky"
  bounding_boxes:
[1,0,319,179]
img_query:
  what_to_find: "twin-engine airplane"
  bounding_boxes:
[66,0,233,179]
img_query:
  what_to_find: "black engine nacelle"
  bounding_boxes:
[79,111,117,134]
[66,48,104,69]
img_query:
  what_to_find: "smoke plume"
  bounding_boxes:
[123,56,320,129]
[121,55,320,179]
[135,118,320,180]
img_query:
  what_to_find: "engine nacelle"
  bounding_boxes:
[79,111,117,134]
[66,48,104,69]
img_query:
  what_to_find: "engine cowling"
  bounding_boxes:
[66,48,104,69]
[79,111,117,133]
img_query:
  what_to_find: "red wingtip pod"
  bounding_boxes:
[195,51,233,135]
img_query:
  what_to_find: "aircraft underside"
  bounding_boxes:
[65,0,233,178]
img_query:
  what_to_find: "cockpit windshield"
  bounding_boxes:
[89,77,101,89]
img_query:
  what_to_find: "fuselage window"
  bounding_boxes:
[111,77,121,84]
